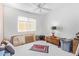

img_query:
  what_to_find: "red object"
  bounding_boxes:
[30,44,49,53]
[34,45,45,49]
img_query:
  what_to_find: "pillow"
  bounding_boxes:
[0,50,5,56]
[0,44,5,51]
[0,47,4,51]
[5,42,15,55]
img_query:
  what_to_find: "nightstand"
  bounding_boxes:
[72,39,79,54]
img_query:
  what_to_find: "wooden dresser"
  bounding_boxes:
[72,39,79,54]
[45,36,60,46]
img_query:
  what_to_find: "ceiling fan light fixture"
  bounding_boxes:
[33,3,52,13]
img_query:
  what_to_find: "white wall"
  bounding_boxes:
[4,4,79,39]
[4,6,45,39]
[0,4,3,44]
[43,4,79,39]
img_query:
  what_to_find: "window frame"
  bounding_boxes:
[18,16,36,32]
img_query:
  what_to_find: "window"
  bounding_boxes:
[18,16,36,32]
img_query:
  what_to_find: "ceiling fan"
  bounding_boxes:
[33,3,52,13]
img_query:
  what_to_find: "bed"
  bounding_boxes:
[14,41,74,56]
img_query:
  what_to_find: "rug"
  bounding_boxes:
[30,44,49,53]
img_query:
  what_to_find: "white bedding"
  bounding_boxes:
[14,41,74,56]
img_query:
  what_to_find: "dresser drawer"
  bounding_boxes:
[52,39,60,45]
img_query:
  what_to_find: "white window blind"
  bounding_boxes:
[18,16,36,32]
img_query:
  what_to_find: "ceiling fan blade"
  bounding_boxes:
[33,7,39,11]
[32,3,38,6]
[41,7,52,11]
[32,3,46,8]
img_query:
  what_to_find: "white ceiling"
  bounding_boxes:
[4,3,79,14]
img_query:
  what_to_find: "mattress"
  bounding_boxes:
[14,41,74,56]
